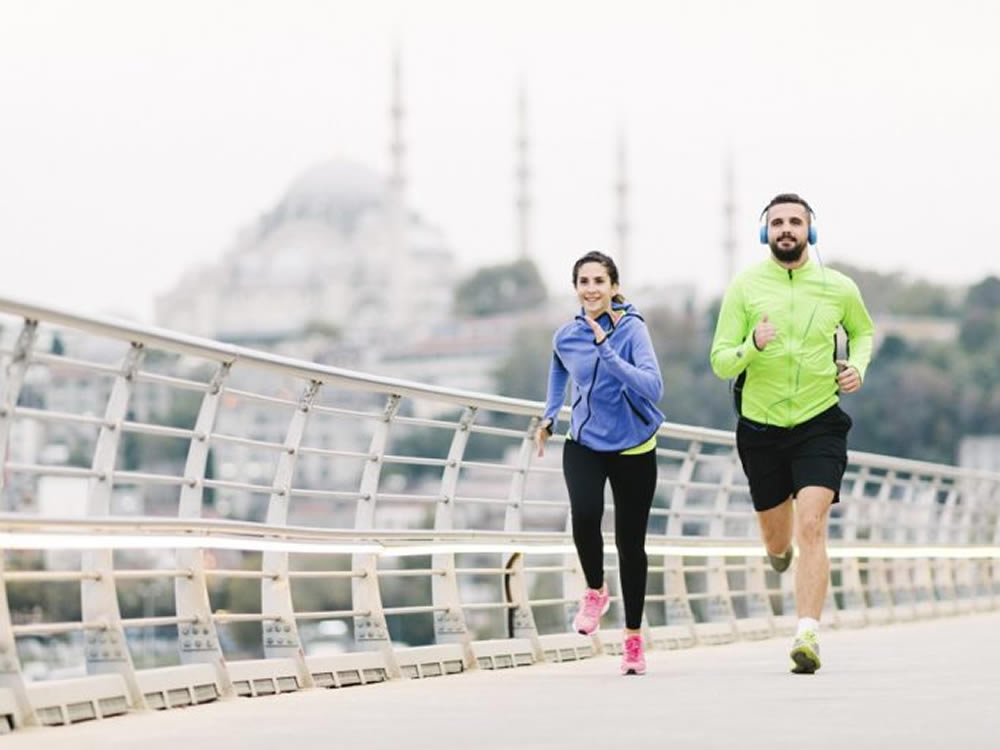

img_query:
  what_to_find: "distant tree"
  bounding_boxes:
[849,359,959,464]
[959,309,998,353]
[890,281,958,317]
[830,263,958,317]
[875,334,908,363]
[492,325,552,402]
[453,259,546,317]
[965,276,1000,311]
[830,263,899,315]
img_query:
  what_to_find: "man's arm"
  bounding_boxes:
[841,277,875,382]
[710,280,760,379]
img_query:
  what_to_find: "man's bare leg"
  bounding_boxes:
[756,496,794,559]
[793,486,835,619]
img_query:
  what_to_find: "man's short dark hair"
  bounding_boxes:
[761,193,815,219]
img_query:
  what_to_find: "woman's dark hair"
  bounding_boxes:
[572,251,625,304]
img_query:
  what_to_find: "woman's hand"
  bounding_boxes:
[584,310,622,344]
[535,419,552,457]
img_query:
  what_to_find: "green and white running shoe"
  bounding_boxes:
[789,631,821,674]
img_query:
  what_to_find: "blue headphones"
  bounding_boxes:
[759,194,817,245]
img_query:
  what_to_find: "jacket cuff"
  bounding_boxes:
[736,335,761,365]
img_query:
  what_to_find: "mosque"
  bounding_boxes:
[155,52,455,349]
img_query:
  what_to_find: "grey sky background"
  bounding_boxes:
[2,0,998,321]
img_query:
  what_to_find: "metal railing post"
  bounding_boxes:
[81,343,147,710]
[722,447,773,638]
[705,451,738,639]
[933,486,960,614]
[836,462,869,626]
[352,395,401,678]
[431,407,475,666]
[867,470,898,622]
[0,320,39,727]
[261,380,321,688]
[908,477,937,618]
[662,441,699,644]
[503,417,543,661]
[175,362,234,696]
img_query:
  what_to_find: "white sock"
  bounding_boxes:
[796,618,820,637]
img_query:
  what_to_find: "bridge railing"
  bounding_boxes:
[0,295,997,733]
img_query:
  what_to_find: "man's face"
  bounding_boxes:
[766,202,810,263]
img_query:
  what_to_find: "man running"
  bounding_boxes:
[710,193,874,673]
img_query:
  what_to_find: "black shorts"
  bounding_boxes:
[736,404,852,513]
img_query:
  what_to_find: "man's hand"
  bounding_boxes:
[753,314,777,350]
[535,420,552,457]
[836,360,862,394]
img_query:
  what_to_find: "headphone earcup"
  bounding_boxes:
[759,225,768,245]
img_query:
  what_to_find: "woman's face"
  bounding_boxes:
[575,261,618,317]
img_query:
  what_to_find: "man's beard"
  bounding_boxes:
[770,236,806,263]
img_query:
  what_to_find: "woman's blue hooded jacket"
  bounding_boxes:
[542,301,664,452]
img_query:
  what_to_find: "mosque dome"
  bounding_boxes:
[268,159,386,234]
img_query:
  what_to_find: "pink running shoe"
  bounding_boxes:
[621,634,646,675]
[572,587,610,635]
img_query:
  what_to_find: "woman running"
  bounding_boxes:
[536,251,664,675]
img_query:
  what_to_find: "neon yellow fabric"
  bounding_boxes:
[710,257,874,427]
[620,434,657,455]
[565,433,657,455]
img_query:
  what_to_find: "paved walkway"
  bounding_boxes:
[9,612,1000,750]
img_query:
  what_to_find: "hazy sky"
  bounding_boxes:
[2,0,998,322]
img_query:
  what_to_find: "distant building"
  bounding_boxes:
[378,310,545,399]
[156,159,456,348]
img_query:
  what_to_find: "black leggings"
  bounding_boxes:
[562,439,657,630]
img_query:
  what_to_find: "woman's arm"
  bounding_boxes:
[594,320,663,403]
[542,349,570,426]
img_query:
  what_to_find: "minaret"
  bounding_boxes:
[614,130,630,282]
[389,44,406,211]
[515,83,531,260]
[382,43,408,342]
[722,153,737,284]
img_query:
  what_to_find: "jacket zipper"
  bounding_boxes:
[575,357,601,441]
[787,268,795,425]
[622,391,650,425]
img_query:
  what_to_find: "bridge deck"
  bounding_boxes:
[9,612,1000,750]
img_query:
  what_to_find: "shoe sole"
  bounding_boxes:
[790,647,821,674]
[621,667,646,676]
[573,599,611,636]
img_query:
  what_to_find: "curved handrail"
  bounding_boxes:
[0,293,997,733]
